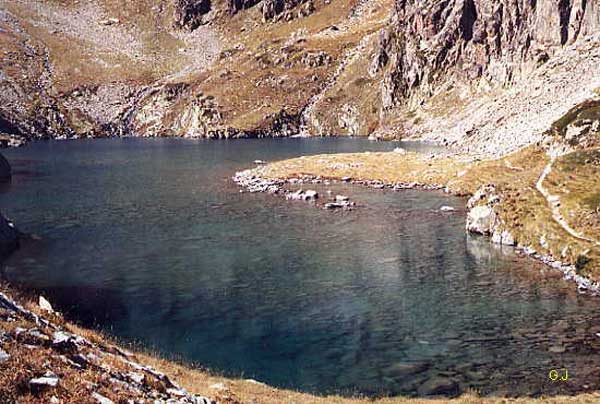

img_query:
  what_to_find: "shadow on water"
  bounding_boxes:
[0,138,599,398]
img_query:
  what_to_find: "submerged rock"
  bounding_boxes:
[383,362,429,378]
[0,153,10,181]
[0,212,19,259]
[417,376,459,396]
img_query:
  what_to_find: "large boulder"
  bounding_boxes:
[466,205,497,235]
[466,184,499,235]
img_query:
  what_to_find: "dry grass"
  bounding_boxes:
[191,0,391,131]
[545,150,600,241]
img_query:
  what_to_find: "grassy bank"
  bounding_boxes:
[248,146,599,282]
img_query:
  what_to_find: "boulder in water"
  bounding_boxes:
[0,153,10,182]
[466,205,496,235]
[417,376,459,396]
[0,212,19,259]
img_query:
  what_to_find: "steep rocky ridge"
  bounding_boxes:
[0,0,599,156]
[302,0,600,155]
[375,0,600,155]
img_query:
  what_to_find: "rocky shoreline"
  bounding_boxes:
[233,167,600,296]
[233,167,445,210]
[0,290,219,404]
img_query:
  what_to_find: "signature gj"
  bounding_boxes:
[548,369,568,382]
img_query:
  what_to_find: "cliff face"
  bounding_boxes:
[375,0,600,108]
[0,0,598,154]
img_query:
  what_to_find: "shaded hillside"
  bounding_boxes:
[0,0,599,155]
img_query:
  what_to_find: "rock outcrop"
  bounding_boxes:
[227,0,262,15]
[376,0,600,107]
[261,0,313,22]
[466,184,516,246]
[0,154,18,259]
[0,0,599,149]
[174,0,213,30]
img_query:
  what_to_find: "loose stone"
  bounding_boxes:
[29,376,59,391]
[92,392,115,404]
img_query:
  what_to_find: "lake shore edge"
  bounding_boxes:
[233,146,600,296]
[0,141,599,402]
[1,283,600,404]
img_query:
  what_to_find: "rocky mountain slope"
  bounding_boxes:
[0,0,597,155]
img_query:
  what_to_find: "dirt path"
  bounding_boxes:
[536,157,600,246]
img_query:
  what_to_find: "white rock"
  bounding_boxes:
[254,160,266,165]
[440,206,455,212]
[0,349,9,363]
[128,372,144,384]
[39,296,54,313]
[393,147,407,155]
[92,392,114,404]
[52,331,72,345]
[466,205,497,235]
[286,190,305,200]
[492,230,516,246]
[304,190,318,200]
[29,376,59,389]
[245,379,266,385]
[335,195,349,202]
[209,382,227,391]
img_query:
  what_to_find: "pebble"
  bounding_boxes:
[440,206,455,212]
[548,345,566,353]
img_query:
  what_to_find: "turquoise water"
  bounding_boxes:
[1,138,599,397]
